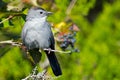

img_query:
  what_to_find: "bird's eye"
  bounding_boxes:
[40,12,43,14]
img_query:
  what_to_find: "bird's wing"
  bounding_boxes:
[47,23,55,49]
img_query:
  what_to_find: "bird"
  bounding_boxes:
[21,7,62,76]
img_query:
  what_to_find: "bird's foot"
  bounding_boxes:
[48,48,52,54]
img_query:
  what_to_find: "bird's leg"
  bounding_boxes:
[48,48,52,54]
[44,48,52,54]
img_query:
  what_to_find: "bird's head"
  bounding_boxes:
[26,7,52,20]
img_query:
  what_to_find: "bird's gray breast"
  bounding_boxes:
[22,20,52,50]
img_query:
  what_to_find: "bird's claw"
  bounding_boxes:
[48,48,51,54]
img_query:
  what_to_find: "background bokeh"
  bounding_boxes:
[0,0,120,80]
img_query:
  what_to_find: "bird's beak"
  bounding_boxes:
[47,11,52,15]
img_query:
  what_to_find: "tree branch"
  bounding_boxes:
[0,40,71,54]
[0,15,14,24]
[66,0,77,15]
[22,67,50,80]
[44,48,71,54]
[0,40,22,46]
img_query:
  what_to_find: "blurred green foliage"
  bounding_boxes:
[0,0,120,80]
[0,47,31,80]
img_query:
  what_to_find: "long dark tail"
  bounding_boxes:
[45,51,62,76]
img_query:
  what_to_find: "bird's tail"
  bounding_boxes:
[45,51,62,76]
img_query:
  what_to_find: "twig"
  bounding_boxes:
[0,40,22,46]
[0,15,14,24]
[44,48,71,54]
[66,0,77,15]
[22,69,49,80]
[0,40,71,54]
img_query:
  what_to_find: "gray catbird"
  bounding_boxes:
[21,7,62,76]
